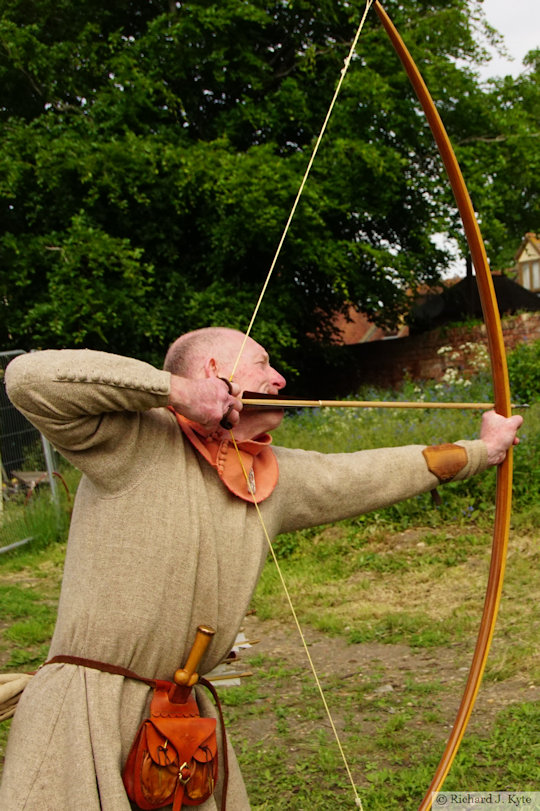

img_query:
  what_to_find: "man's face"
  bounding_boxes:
[219,335,286,396]
[215,334,287,437]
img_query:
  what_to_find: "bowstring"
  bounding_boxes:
[229,0,375,381]
[227,3,375,807]
[229,435,364,810]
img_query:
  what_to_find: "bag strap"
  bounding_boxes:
[200,677,228,811]
[45,656,228,811]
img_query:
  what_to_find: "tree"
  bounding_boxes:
[452,50,540,271]
[0,0,530,378]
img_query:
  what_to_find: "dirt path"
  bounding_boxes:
[231,613,539,743]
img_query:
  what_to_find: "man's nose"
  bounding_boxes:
[271,368,286,390]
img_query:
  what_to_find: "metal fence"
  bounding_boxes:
[1,350,59,552]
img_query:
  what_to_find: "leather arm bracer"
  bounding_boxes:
[422,443,468,484]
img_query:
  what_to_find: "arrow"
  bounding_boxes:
[241,392,526,411]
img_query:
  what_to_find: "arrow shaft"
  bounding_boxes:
[241,397,520,411]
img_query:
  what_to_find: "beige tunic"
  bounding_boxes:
[1,350,488,810]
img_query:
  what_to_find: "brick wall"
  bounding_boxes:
[324,312,540,393]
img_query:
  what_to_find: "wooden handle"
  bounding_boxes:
[173,625,215,687]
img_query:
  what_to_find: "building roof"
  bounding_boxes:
[330,233,540,343]
[410,272,540,332]
[330,307,409,345]
[515,232,540,262]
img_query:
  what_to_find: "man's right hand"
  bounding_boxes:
[168,375,242,435]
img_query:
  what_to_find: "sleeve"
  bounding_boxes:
[5,349,173,489]
[272,440,488,534]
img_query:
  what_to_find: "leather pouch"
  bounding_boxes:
[123,680,218,810]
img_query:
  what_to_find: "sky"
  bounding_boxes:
[478,0,540,79]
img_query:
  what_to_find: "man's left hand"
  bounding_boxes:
[480,410,523,466]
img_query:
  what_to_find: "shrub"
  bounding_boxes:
[507,339,540,405]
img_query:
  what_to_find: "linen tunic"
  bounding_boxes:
[1,349,488,810]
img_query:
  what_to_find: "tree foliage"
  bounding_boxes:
[0,0,538,377]
[454,50,540,270]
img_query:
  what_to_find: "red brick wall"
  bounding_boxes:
[328,312,540,392]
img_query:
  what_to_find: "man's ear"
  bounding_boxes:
[204,357,219,378]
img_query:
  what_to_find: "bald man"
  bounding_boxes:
[1,329,521,810]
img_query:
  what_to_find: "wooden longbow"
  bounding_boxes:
[372,3,514,808]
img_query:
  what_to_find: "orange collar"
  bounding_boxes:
[169,409,278,503]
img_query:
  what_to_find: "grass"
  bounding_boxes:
[0,542,65,669]
[0,465,77,551]
[0,375,538,807]
[251,525,539,669]
[219,646,540,808]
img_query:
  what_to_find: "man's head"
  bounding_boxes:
[164,327,237,378]
[164,327,286,437]
[164,327,286,396]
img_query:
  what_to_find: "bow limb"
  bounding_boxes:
[372,3,513,807]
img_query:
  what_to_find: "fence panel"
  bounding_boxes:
[1,350,59,551]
